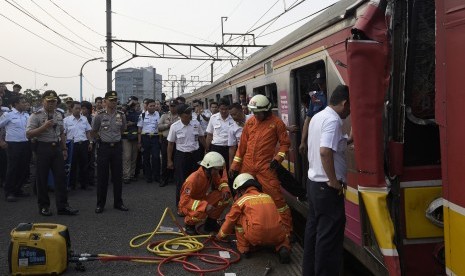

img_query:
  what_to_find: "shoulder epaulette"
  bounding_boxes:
[97,109,106,114]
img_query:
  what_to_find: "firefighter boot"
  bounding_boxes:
[185,224,197,235]
[278,247,291,264]
[204,217,220,233]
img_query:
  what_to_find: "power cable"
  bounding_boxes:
[0,55,78,79]
[246,0,280,33]
[30,0,101,51]
[5,0,100,54]
[112,11,215,44]
[0,13,89,59]
[49,0,104,37]
[83,76,105,90]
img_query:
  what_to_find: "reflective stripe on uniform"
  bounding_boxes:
[218,183,229,190]
[191,200,200,211]
[234,156,242,163]
[237,193,272,206]
[218,229,227,238]
[235,226,244,233]
[277,204,290,213]
[277,152,286,158]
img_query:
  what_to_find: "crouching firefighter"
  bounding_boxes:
[216,173,291,263]
[178,151,232,235]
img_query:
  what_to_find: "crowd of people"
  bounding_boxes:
[1,70,353,274]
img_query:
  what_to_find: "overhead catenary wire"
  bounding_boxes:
[0,55,78,79]
[49,0,105,37]
[83,76,105,91]
[29,0,101,51]
[4,0,100,54]
[0,13,90,59]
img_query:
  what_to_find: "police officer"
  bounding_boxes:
[158,99,179,187]
[92,91,128,214]
[122,96,140,184]
[26,90,79,216]
[137,99,161,183]
[206,97,234,170]
[167,103,206,209]
[64,101,92,190]
[0,95,31,202]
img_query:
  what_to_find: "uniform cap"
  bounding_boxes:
[177,103,193,114]
[64,97,74,103]
[42,90,58,101]
[313,69,326,84]
[128,96,138,102]
[169,99,178,106]
[105,91,118,100]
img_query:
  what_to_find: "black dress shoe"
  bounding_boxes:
[95,206,104,213]
[40,207,53,216]
[6,195,18,202]
[114,204,129,211]
[57,206,79,216]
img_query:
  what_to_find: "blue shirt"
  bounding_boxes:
[0,108,29,142]
[306,91,327,118]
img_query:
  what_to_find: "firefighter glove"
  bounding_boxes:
[222,190,231,200]
[270,159,280,171]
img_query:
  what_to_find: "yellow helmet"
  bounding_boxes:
[199,151,225,169]
[248,94,271,113]
[233,173,255,190]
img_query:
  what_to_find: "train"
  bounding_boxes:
[185,0,465,275]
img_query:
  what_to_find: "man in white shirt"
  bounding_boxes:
[227,103,251,169]
[137,99,161,183]
[64,101,93,190]
[0,95,31,201]
[302,84,350,276]
[167,103,206,209]
[206,98,234,170]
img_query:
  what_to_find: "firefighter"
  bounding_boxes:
[178,151,231,235]
[229,94,293,234]
[216,173,291,263]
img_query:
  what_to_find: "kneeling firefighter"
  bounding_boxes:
[178,151,232,235]
[216,173,291,263]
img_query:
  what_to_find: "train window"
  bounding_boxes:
[205,98,209,108]
[236,86,246,103]
[224,94,233,104]
[264,60,273,75]
[216,94,221,102]
[253,83,278,109]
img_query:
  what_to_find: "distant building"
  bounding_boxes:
[115,66,162,103]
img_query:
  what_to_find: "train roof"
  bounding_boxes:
[193,0,364,95]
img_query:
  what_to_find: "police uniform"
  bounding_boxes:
[137,110,161,183]
[167,104,204,207]
[158,103,179,186]
[26,90,78,216]
[0,107,31,201]
[122,108,140,182]
[64,114,92,190]
[92,91,127,213]
[206,112,234,170]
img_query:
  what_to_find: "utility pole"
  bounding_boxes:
[106,0,112,93]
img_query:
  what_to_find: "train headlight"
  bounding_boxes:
[425,197,444,228]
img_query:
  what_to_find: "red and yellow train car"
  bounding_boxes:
[186,0,465,274]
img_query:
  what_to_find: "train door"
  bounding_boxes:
[252,83,278,115]
[289,61,326,189]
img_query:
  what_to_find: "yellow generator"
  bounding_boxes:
[8,223,70,275]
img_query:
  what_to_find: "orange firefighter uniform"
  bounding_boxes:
[217,186,290,253]
[230,114,292,233]
[178,167,231,225]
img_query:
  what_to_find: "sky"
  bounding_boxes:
[0,0,340,101]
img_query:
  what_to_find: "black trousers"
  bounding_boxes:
[69,141,89,189]
[97,142,123,207]
[4,141,31,196]
[141,135,160,182]
[36,142,68,210]
[210,144,230,171]
[161,137,174,182]
[174,150,199,207]
[302,179,345,276]
[0,147,6,185]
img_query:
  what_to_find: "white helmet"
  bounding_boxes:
[248,94,271,113]
[199,151,225,169]
[233,173,255,190]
